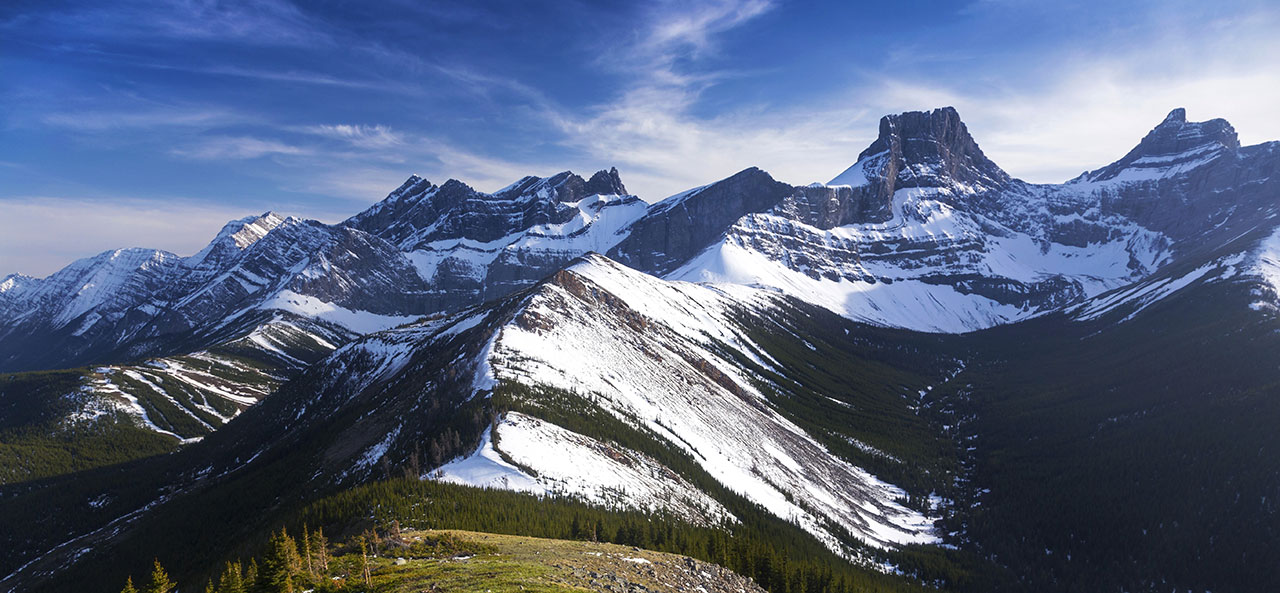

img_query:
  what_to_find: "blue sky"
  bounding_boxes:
[2,0,1278,276]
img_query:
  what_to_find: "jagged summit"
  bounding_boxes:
[1075,108,1240,184]
[820,107,1013,228]
[492,169,628,203]
[187,211,287,269]
[831,106,1011,191]
[346,167,638,250]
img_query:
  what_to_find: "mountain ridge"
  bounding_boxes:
[4,106,1279,370]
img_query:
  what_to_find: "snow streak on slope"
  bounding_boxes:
[257,291,416,334]
[81,348,286,440]
[484,255,937,551]
[435,412,731,526]
[670,187,1165,332]
[403,193,647,283]
[1249,226,1280,312]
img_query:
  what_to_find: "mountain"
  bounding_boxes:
[345,168,647,312]
[6,106,1276,370]
[0,214,422,374]
[669,107,1164,331]
[3,105,1280,593]
[0,253,966,592]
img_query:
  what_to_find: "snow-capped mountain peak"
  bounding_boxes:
[1071,108,1240,184]
[830,106,1011,193]
[185,211,287,269]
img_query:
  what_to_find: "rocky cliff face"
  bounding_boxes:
[608,167,794,274]
[4,106,1279,369]
[0,216,426,372]
[1063,108,1280,253]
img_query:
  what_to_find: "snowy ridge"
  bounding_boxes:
[827,150,885,188]
[80,348,286,441]
[484,255,938,551]
[671,184,1165,332]
[435,412,732,526]
[403,192,647,284]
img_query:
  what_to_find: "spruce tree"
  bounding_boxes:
[244,559,259,591]
[312,527,330,575]
[216,561,244,593]
[259,528,301,593]
[120,576,137,593]
[302,525,313,577]
[143,559,174,593]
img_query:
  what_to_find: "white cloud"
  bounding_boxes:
[4,0,331,48]
[548,1,1280,197]
[40,108,241,131]
[171,136,311,160]
[304,124,405,149]
[860,9,1280,183]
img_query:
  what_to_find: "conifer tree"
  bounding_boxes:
[216,561,244,593]
[244,559,259,591]
[120,576,137,593]
[312,527,330,575]
[359,538,372,586]
[259,528,301,593]
[302,524,313,577]
[143,559,174,593]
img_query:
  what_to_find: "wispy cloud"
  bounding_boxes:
[295,134,562,202]
[860,6,1280,182]
[171,136,311,160]
[304,124,405,149]
[2,0,331,48]
[39,107,242,132]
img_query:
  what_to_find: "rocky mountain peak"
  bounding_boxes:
[1075,108,1240,184]
[820,107,1010,227]
[1140,107,1240,155]
[494,168,628,204]
[389,174,435,200]
[858,106,1010,189]
[585,167,628,196]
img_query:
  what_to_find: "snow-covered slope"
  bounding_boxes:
[666,109,1165,331]
[256,254,941,555]
[346,168,649,310]
[668,107,1279,332]
[5,106,1279,375]
[54,311,348,442]
[435,412,733,526]
[0,214,426,372]
[482,255,939,550]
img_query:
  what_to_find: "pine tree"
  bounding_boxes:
[120,576,138,593]
[259,528,302,593]
[302,525,313,577]
[359,538,372,586]
[244,559,259,592]
[143,559,174,593]
[216,561,244,593]
[312,527,330,575]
